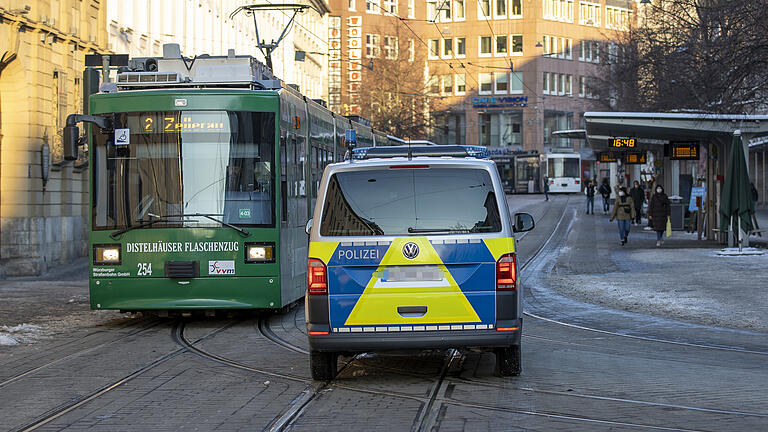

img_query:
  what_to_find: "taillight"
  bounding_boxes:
[308,258,328,295]
[575,180,580,184]
[496,253,517,291]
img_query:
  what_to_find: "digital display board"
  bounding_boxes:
[623,152,647,164]
[610,138,636,148]
[126,112,229,134]
[670,141,699,160]
[598,152,618,163]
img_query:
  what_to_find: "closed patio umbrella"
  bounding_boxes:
[719,131,754,249]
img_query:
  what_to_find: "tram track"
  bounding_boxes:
[13,320,234,432]
[0,316,162,390]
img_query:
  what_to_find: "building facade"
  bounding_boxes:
[106,0,330,101]
[0,0,109,276]
[326,0,634,154]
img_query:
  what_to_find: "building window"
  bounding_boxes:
[549,34,557,56]
[495,72,508,93]
[442,74,454,94]
[366,34,381,58]
[456,37,466,56]
[479,0,491,18]
[543,0,573,22]
[408,39,415,61]
[456,73,466,94]
[495,35,507,55]
[606,6,631,31]
[480,73,493,94]
[431,113,466,145]
[455,0,466,20]
[543,72,549,95]
[366,0,381,13]
[565,38,572,59]
[579,1,600,26]
[349,0,356,11]
[429,38,439,58]
[578,75,585,97]
[510,72,523,94]
[409,0,415,17]
[428,75,440,94]
[510,0,522,16]
[384,0,398,14]
[511,34,523,55]
[479,36,492,56]
[494,0,506,18]
[549,72,557,94]
[479,112,523,147]
[565,74,572,96]
[544,111,573,148]
[558,73,565,95]
[443,37,453,57]
[441,0,452,20]
[384,36,398,59]
[427,0,438,21]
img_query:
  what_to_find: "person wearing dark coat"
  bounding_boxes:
[598,179,611,214]
[629,180,645,224]
[751,182,758,211]
[585,180,596,214]
[647,184,671,247]
[610,186,635,245]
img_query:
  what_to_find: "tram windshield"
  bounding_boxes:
[547,157,580,178]
[92,111,275,230]
[319,168,502,236]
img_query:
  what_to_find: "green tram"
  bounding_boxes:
[64,45,396,312]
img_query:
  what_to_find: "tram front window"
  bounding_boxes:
[548,157,579,178]
[92,111,276,230]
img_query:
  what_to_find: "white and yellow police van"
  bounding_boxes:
[305,145,534,380]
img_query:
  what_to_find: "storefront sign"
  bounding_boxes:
[472,96,528,109]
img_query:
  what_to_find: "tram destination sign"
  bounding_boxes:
[670,141,700,160]
[597,151,646,164]
[609,138,636,149]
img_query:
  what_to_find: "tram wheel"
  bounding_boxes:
[310,351,338,381]
[494,344,522,377]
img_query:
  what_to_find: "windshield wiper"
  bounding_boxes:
[110,218,173,239]
[152,213,250,237]
[407,227,471,234]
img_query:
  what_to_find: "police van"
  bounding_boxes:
[304,145,534,380]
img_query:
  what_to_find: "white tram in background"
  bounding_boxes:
[545,152,582,193]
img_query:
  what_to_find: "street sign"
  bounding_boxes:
[670,141,700,160]
[610,138,636,149]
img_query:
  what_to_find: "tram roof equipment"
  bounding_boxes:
[348,145,490,160]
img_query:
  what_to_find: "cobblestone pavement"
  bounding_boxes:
[1,194,766,431]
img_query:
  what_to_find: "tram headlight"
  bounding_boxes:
[94,244,121,265]
[245,243,275,263]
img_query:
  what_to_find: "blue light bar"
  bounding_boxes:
[349,145,490,160]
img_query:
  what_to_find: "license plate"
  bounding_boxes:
[379,266,443,282]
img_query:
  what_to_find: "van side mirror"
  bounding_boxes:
[513,212,535,233]
[63,125,80,160]
[305,218,313,235]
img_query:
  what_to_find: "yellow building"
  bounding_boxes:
[0,0,109,276]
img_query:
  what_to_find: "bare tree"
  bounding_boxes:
[595,0,768,114]
[356,24,435,138]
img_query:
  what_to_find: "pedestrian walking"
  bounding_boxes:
[751,182,759,211]
[610,187,635,245]
[585,180,596,214]
[598,178,611,214]
[629,180,645,225]
[648,184,671,247]
[543,176,550,201]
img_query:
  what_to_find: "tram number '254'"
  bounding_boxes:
[137,263,152,276]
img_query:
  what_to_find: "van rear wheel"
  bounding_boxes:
[494,344,521,377]
[310,351,338,381]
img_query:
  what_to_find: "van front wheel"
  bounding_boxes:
[494,345,521,377]
[310,351,338,381]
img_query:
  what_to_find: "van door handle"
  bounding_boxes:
[397,306,427,317]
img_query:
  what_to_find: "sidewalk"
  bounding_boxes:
[545,204,768,333]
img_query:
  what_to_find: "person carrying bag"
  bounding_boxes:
[610,186,635,245]
[648,184,671,247]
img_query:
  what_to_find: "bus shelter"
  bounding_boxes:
[581,113,768,241]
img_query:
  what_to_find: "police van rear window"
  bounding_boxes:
[319,168,502,236]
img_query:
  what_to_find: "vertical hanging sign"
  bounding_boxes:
[328,16,342,112]
[346,16,362,115]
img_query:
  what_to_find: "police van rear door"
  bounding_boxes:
[316,164,506,333]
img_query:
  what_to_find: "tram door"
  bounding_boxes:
[515,156,541,193]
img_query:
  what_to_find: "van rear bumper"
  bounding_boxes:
[308,323,521,353]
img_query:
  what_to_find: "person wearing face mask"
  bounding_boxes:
[647,184,671,247]
[610,186,635,245]
[629,180,645,225]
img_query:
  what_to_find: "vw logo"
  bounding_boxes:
[402,242,419,259]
